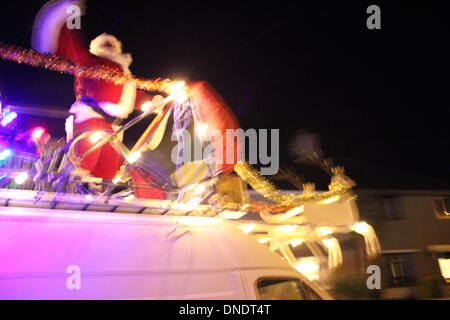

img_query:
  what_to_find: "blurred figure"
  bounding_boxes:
[32,0,161,181]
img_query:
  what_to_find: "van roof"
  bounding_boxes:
[0,206,294,273]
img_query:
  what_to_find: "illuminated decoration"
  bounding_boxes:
[140,101,153,112]
[238,224,256,234]
[195,123,209,139]
[89,131,106,144]
[257,237,271,244]
[127,151,142,164]
[31,127,45,141]
[0,148,12,162]
[294,257,320,281]
[318,195,340,204]
[123,194,135,203]
[276,225,297,233]
[0,41,381,281]
[438,258,450,283]
[0,44,179,95]
[352,222,381,258]
[279,205,304,221]
[1,110,17,127]
[14,172,28,185]
[234,162,354,206]
[112,175,122,185]
[290,239,303,247]
[169,81,188,103]
[194,184,206,195]
[219,210,248,220]
[321,237,343,269]
[316,226,333,236]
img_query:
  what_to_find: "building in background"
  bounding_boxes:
[357,189,450,299]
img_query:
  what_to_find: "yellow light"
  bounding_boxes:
[112,175,122,184]
[319,195,340,204]
[194,184,206,195]
[141,101,153,112]
[316,226,333,236]
[238,224,255,234]
[196,123,209,139]
[294,257,320,281]
[258,237,271,244]
[279,205,304,221]
[277,225,297,233]
[219,210,247,220]
[170,81,185,92]
[290,239,303,247]
[89,131,105,144]
[353,221,369,234]
[169,81,188,104]
[14,172,28,185]
[127,151,142,164]
[124,194,135,203]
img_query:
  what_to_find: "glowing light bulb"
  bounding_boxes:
[277,225,297,233]
[316,226,333,236]
[258,237,271,244]
[1,111,17,127]
[127,151,142,164]
[294,258,320,281]
[353,221,369,234]
[279,205,304,221]
[238,224,255,234]
[194,184,206,195]
[319,195,340,204]
[89,131,105,144]
[112,175,121,184]
[141,101,153,112]
[31,127,45,142]
[169,81,188,104]
[0,148,12,161]
[290,239,303,247]
[15,172,28,185]
[124,194,135,203]
[85,194,93,200]
[196,123,209,139]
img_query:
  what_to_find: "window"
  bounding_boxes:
[357,196,404,220]
[257,278,323,300]
[382,197,405,220]
[433,197,450,219]
[382,253,417,287]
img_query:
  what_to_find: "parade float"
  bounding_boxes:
[0,0,380,286]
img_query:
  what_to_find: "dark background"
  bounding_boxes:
[0,1,448,189]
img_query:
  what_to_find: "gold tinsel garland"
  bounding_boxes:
[234,162,353,206]
[0,44,177,95]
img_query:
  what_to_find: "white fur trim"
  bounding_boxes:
[89,33,133,73]
[69,101,103,123]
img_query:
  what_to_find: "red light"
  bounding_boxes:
[30,127,50,144]
[31,127,45,140]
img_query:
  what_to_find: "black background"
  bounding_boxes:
[0,1,449,189]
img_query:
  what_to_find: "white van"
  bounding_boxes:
[0,205,332,300]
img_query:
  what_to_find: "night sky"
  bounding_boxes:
[0,1,449,189]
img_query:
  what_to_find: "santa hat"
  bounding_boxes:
[32,0,132,103]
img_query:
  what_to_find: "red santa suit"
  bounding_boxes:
[32,0,159,181]
[32,0,241,199]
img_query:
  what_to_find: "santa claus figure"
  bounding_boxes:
[32,0,162,181]
[32,0,242,201]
